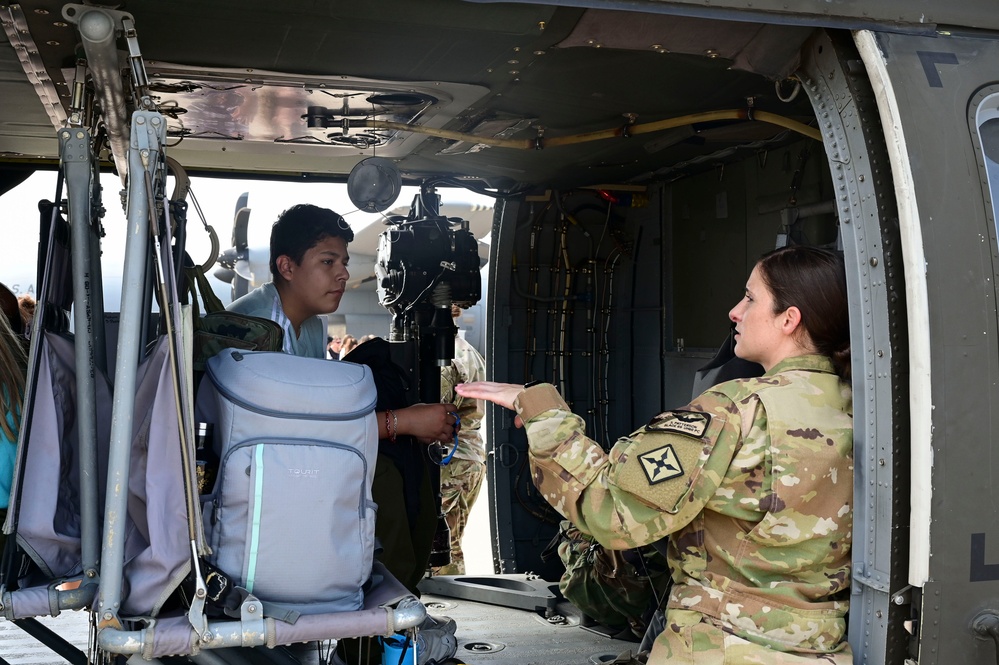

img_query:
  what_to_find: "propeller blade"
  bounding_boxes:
[213,267,236,284]
[233,206,251,251]
[234,259,254,282]
[234,192,248,218]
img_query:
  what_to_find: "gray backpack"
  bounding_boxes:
[199,349,379,615]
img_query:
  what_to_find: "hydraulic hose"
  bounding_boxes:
[365,108,821,150]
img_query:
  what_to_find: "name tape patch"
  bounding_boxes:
[639,445,685,484]
[646,410,711,438]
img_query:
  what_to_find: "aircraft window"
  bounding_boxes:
[0,172,53,301]
[975,96,999,231]
[0,173,492,330]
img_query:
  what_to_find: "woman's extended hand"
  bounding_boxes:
[397,403,460,443]
[456,382,526,427]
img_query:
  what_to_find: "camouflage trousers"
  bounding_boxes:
[648,610,854,665]
[432,458,485,575]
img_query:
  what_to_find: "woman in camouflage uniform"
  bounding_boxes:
[458,246,853,664]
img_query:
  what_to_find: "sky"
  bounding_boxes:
[0,172,490,308]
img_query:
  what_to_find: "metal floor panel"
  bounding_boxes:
[423,593,634,665]
[0,612,90,665]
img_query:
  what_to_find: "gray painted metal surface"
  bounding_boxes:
[97,110,163,623]
[480,0,997,32]
[873,27,999,665]
[62,127,102,582]
[797,30,907,665]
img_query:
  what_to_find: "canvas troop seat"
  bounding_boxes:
[1,331,112,619]
[0,196,110,621]
[3,328,425,657]
[2,333,192,620]
[2,320,425,653]
[93,338,426,659]
[0,109,425,663]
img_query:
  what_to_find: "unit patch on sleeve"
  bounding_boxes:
[639,445,685,484]
[646,410,711,438]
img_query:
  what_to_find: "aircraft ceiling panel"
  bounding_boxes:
[0,0,822,188]
[130,0,563,82]
[555,10,812,79]
[491,48,780,131]
[476,0,999,32]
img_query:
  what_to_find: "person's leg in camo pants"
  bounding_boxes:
[432,458,485,575]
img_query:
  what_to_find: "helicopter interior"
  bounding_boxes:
[0,1,928,663]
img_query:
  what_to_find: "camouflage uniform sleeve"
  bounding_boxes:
[515,384,743,550]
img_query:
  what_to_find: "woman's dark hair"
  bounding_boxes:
[756,245,851,380]
[270,204,355,280]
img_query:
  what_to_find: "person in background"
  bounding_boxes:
[433,305,486,575]
[458,246,854,663]
[326,335,342,360]
[0,285,23,343]
[17,295,35,339]
[340,334,358,357]
[0,304,27,553]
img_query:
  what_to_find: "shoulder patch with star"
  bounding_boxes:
[646,410,711,438]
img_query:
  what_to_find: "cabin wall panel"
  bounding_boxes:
[667,139,835,351]
[874,29,999,665]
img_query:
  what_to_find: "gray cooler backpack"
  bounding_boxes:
[198,349,379,615]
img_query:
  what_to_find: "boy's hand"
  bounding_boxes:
[399,403,460,443]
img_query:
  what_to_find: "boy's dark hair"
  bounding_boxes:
[269,204,355,280]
